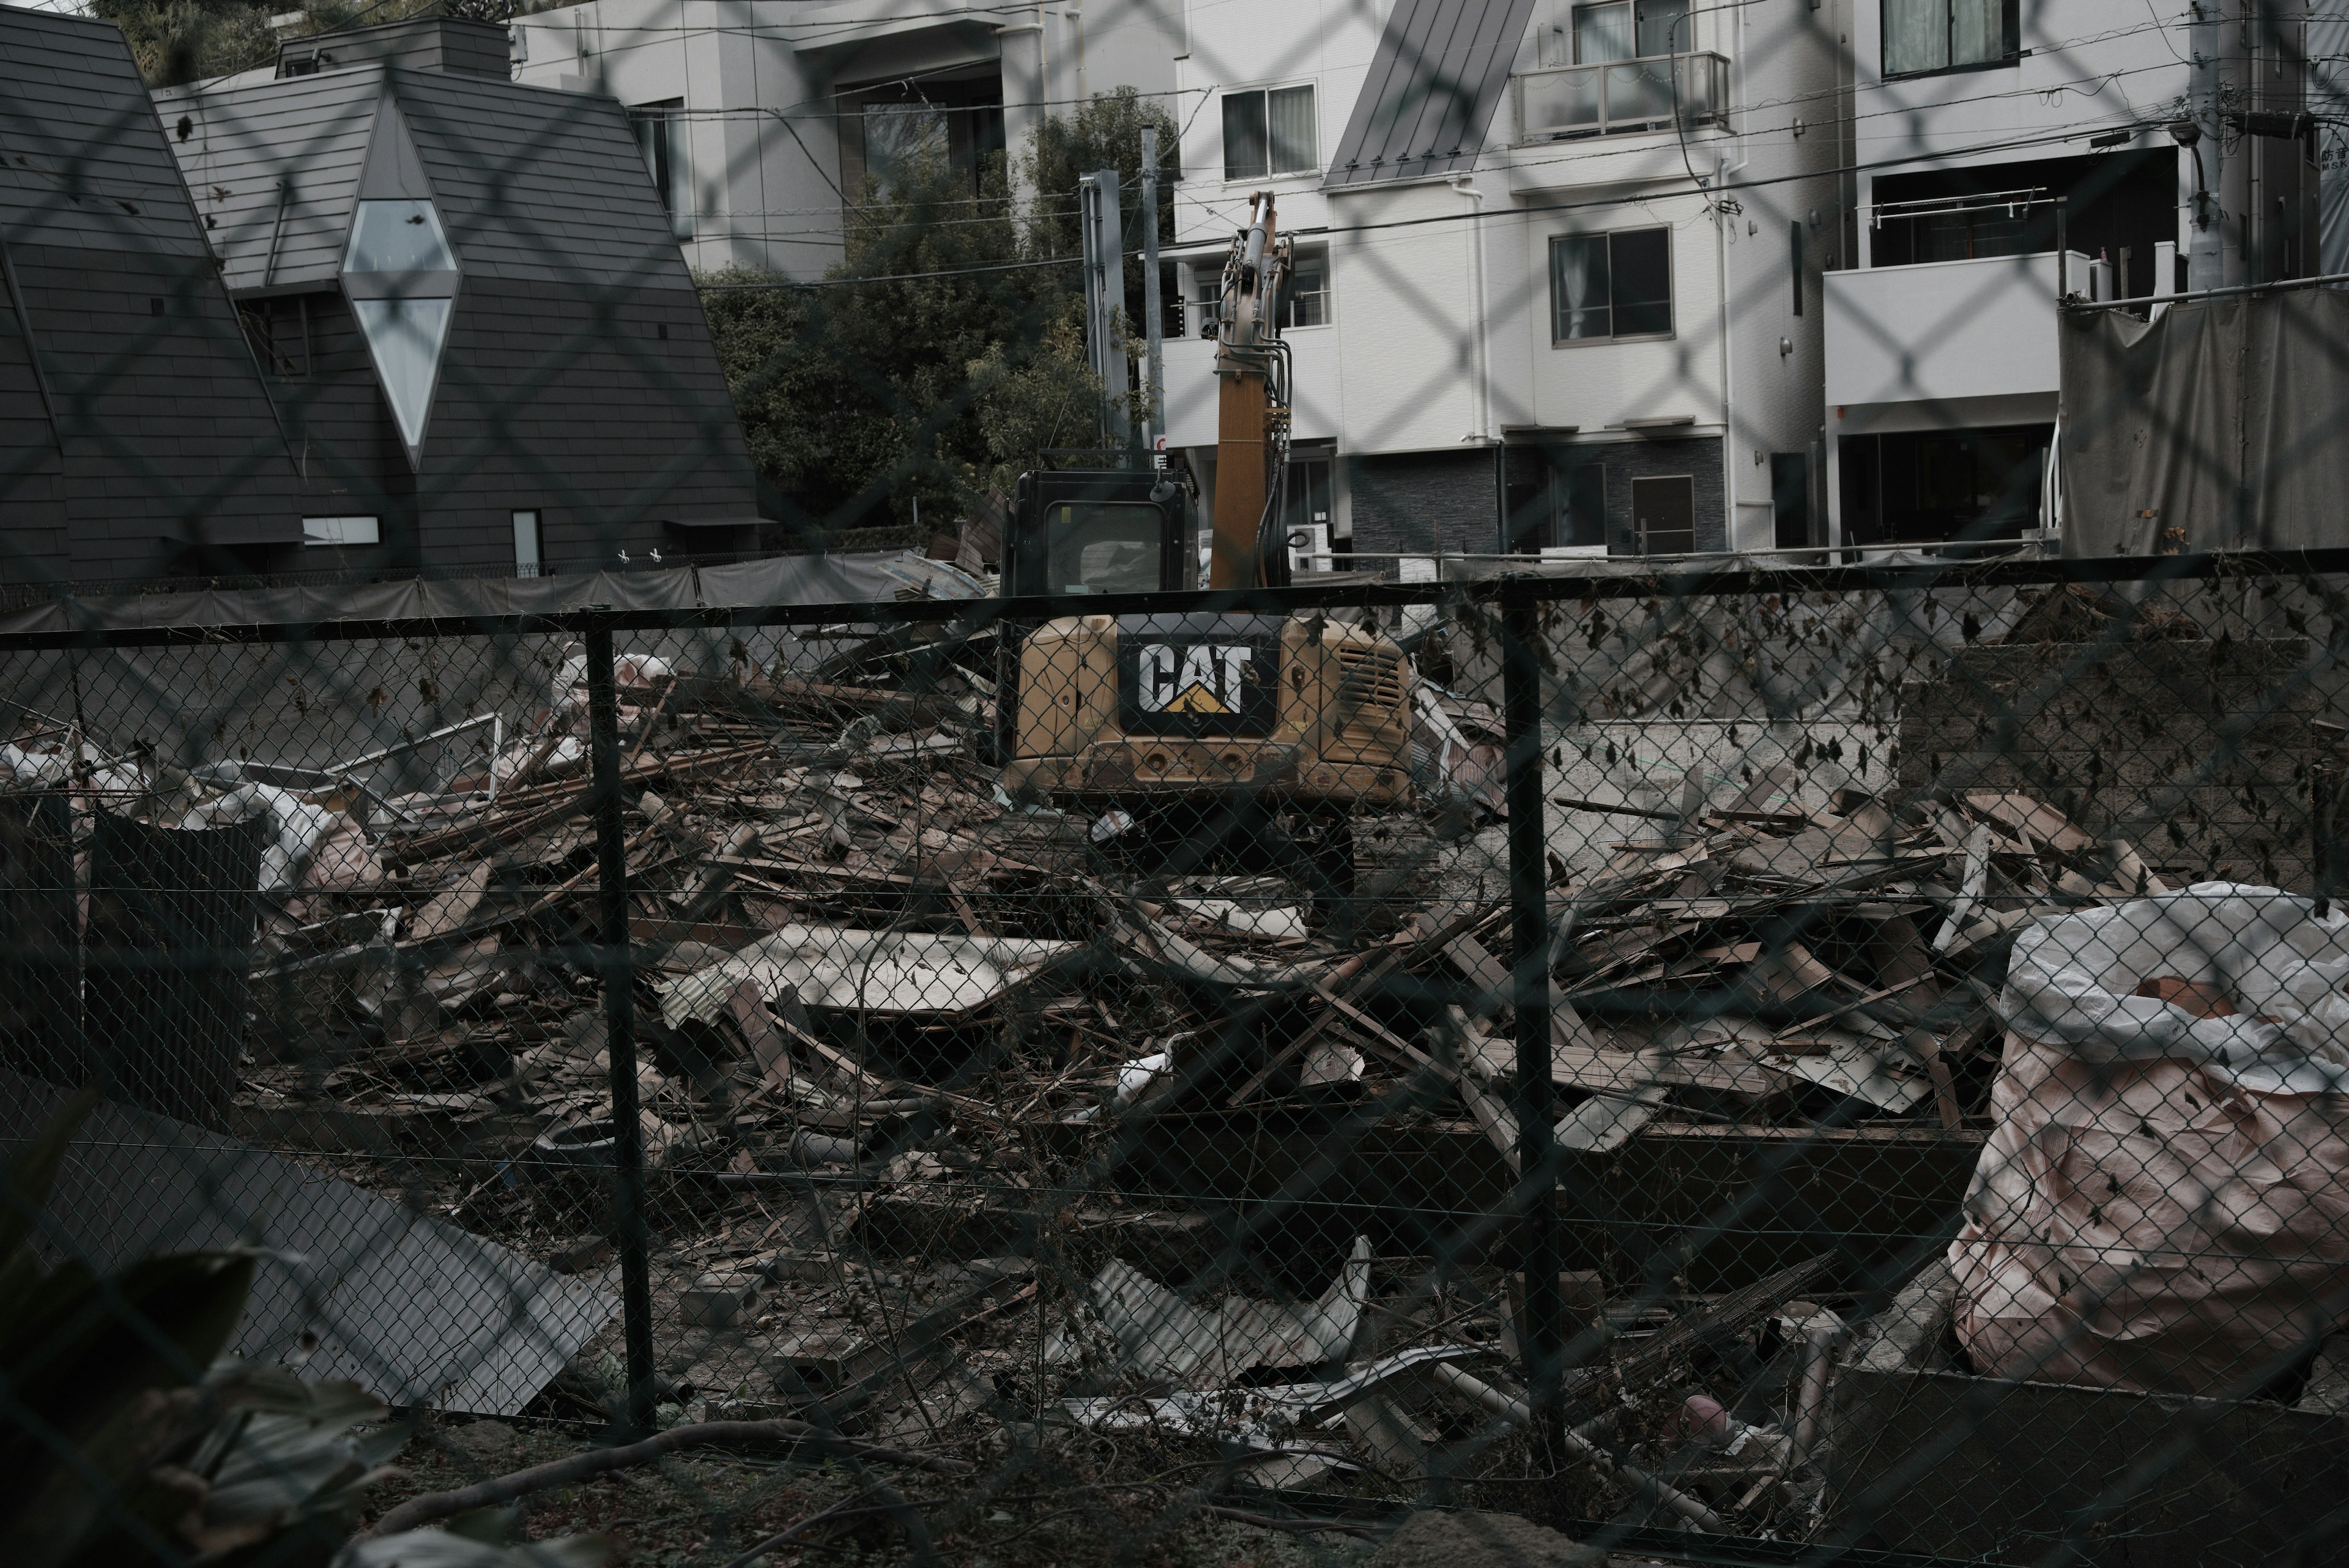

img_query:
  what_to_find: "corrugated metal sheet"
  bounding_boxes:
[1322,0,1536,190]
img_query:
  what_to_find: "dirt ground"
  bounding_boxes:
[355,1411,1693,1568]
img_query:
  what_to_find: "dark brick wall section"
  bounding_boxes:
[1592,436,1724,554]
[1896,637,2324,889]
[1346,447,1501,559]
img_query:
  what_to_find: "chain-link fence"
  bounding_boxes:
[15,0,2349,1562]
[12,550,2349,1566]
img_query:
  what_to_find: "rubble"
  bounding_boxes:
[0,617,2233,1529]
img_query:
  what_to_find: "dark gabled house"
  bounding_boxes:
[0,4,305,585]
[156,16,765,576]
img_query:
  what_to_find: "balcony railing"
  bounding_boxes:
[1513,51,1728,141]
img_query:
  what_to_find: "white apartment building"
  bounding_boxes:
[508,0,1184,275]
[1824,1,2324,551]
[1157,0,1845,567]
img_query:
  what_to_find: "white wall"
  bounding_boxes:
[514,0,1182,277]
[1845,0,2192,267]
[1165,0,1847,553]
[1826,249,2076,406]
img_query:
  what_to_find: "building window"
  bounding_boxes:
[513,510,544,578]
[1882,0,2020,78]
[1790,221,1805,314]
[303,516,380,547]
[630,100,693,239]
[1281,253,1330,328]
[1549,228,1672,341]
[1505,447,1608,552]
[1837,424,2050,543]
[1223,85,1316,180]
[1631,474,1695,553]
[1572,0,1691,61]
[1191,264,1222,336]
[341,197,459,457]
[836,78,1006,203]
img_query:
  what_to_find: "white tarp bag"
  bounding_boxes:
[1952,884,2349,1396]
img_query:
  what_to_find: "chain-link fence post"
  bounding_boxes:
[1502,585,1565,1425]
[585,615,658,1435]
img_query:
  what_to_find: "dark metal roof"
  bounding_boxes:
[276,16,511,81]
[0,4,303,567]
[1323,0,1537,190]
[158,67,689,294]
[0,6,213,256]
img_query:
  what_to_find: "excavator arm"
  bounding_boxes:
[1208,192,1293,593]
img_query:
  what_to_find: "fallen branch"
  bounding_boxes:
[364,1418,970,1538]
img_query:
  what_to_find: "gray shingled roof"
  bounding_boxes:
[0,3,303,567]
[1323,0,1536,190]
[158,65,689,294]
[0,6,212,257]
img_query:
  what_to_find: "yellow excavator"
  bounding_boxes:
[994,193,1415,896]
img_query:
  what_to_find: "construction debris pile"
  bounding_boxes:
[0,617,2240,1531]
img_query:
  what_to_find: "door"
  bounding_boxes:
[1770,453,1810,549]
[1632,474,1696,553]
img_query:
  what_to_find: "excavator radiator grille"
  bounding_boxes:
[1332,646,1407,722]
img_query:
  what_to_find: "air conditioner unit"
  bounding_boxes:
[1286,522,1329,574]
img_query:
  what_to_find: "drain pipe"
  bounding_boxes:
[1450,174,1491,444]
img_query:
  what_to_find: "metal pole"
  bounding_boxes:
[1502,587,1562,1426]
[586,620,658,1436]
[1141,126,1164,454]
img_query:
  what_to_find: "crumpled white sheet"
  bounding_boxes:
[1955,884,2349,1395]
[182,781,379,891]
[2000,882,2349,1094]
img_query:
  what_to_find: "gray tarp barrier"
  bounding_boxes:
[0,549,984,635]
[2059,289,2349,557]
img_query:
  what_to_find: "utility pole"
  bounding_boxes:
[2189,1,2227,290]
[1077,169,1132,451]
[1140,127,1165,456]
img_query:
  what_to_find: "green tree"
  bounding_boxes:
[1019,85,1182,331]
[705,92,1173,536]
[702,143,1072,537]
[91,0,275,88]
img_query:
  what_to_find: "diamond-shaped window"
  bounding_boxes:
[342,198,459,456]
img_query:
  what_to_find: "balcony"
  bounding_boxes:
[1825,250,2089,408]
[1513,53,1727,142]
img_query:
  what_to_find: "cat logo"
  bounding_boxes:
[1135,642,1253,715]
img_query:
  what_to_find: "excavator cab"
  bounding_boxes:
[1001,467,1193,600]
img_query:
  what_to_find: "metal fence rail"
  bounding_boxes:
[8,551,2349,1565]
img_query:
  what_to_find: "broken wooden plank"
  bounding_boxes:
[726,979,796,1091]
[407,861,491,943]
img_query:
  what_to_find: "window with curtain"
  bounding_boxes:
[1882,0,2018,76]
[1222,84,1317,179]
[1572,0,1690,61]
[1549,228,1672,341]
